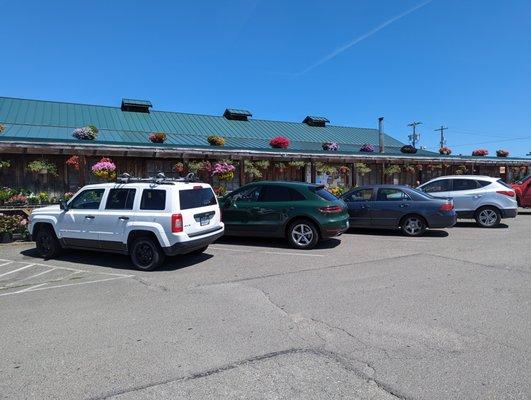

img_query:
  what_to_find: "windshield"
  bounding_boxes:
[179,188,217,210]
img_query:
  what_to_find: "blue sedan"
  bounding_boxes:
[340,185,457,236]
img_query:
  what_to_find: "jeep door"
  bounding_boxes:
[58,188,105,246]
[96,188,137,250]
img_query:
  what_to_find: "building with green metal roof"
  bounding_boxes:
[0,96,529,195]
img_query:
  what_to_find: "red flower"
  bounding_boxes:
[269,136,290,149]
[472,148,489,156]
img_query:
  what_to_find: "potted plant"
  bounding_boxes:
[207,135,225,146]
[37,192,50,204]
[359,144,374,153]
[384,165,401,176]
[72,125,98,140]
[439,146,452,155]
[496,149,509,157]
[455,165,468,175]
[149,132,166,143]
[6,194,28,206]
[315,162,337,175]
[354,162,371,176]
[269,136,290,149]
[400,145,417,154]
[327,186,346,196]
[27,194,39,205]
[173,162,185,173]
[66,155,80,170]
[91,157,117,181]
[0,160,11,170]
[27,160,58,176]
[472,148,488,156]
[212,162,236,181]
[403,165,416,174]
[322,142,339,151]
[254,160,270,170]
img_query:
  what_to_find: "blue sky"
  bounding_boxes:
[1,0,530,157]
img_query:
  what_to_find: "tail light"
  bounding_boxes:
[439,202,454,211]
[496,190,515,197]
[171,213,183,233]
[318,205,343,214]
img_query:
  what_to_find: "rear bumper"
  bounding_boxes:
[428,213,457,228]
[163,227,224,256]
[501,208,518,219]
[321,217,350,238]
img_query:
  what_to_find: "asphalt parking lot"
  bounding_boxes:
[1,211,530,400]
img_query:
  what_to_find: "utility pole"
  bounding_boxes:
[434,126,448,149]
[407,121,422,147]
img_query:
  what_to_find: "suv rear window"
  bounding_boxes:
[179,188,217,210]
[496,179,513,189]
[311,187,338,201]
[140,189,166,210]
[477,180,493,188]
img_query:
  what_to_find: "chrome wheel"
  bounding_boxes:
[478,209,498,227]
[291,223,314,247]
[403,217,424,236]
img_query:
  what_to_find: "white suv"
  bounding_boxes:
[418,175,517,227]
[28,174,224,270]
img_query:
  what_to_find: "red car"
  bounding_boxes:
[511,174,531,208]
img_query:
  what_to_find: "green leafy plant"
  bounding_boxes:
[354,162,371,176]
[274,162,286,171]
[315,162,337,175]
[207,135,225,146]
[27,160,58,176]
[384,165,401,176]
[288,160,308,168]
[244,160,263,180]
[0,159,11,169]
[455,165,468,175]
[37,192,50,204]
[253,160,270,170]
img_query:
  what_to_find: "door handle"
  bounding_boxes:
[118,216,129,220]
[85,215,95,219]
[473,195,482,199]
[399,204,410,208]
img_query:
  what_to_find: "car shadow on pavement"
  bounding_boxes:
[345,228,449,238]
[19,248,213,272]
[215,236,342,250]
[454,222,509,229]
[517,210,531,215]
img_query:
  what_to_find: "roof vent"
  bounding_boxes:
[303,116,329,127]
[121,98,152,113]
[224,108,252,121]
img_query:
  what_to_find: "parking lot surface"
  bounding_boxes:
[1,212,530,400]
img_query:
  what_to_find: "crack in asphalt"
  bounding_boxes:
[130,276,169,292]
[88,348,410,400]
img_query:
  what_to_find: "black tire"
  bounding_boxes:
[400,215,427,237]
[475,206,501,228]
[189,246,208,255]
[34,226,61,259]
[130,236,165,271]
[287,219,319,250]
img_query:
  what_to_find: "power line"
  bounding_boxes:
[407,121,422,147]
[444,136,531,147]
[434,126,448,149]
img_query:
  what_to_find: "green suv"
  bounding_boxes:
[220,181,349,249]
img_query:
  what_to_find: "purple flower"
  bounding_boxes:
[322,142,339,151]
[359,144,374,152]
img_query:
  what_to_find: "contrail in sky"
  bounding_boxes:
[297,0,434,75]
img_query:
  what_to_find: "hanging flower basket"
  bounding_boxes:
[472,149,488,156]
[244,160,263,180]
[66,155,80,171]
[288,160,307,168]
[212,162,236,181]
[213,186,227,197]
[339,165,350,174]
[0,124,5,134]
[0,160,11,169]
[274,162,286,172]
[496,149,509,157]
[401,145,417,154]
[359,144,374,153]
[439,146,452,155]
[72,125,98,140]
[415,164,424,171]
[91,157,117,181]
[254,160,270,170]
[27,160,58,176]
[269,136,290,149]
[384,165,401,176]
[173,162,185,173]
[354,162,371,176]
[322,142,339,151]
[403,165,416,174]
[207,135,225,146]
[455,165,468,175]
[149,132,166,143]
[315,162,337,175]
[327,186,346,196]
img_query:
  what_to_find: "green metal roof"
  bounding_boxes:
[3,96,526,162]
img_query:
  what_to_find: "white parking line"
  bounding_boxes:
[17,282,48,293]
[14,268,56,283]
[0,260,14,267]
[210,245,324,258]
[0,264,35,278]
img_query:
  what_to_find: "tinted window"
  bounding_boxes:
[106,189,136,210]
[345,189,373,202]
[258,186,304,202]
[421,179,451,193]
[312,188,338,201]
[477,180,492,188]
[452,179,479,191]
[376,188,410,201]
[140,189,166,210]
[233,186,261,202]
[179,188,217,210]
[70,189,104,210]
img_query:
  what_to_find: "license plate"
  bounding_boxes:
[200,217,210,226]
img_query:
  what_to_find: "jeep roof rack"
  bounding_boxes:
[116,172,200,185]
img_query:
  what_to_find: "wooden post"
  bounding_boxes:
[310,161,316,183]
[239,159,245,187]
[79,155,87,186]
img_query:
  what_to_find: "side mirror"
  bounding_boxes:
[60,200,69,211]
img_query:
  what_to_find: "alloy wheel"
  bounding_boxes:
[291,223,314,247]
[135,243,154,267]
[478,209,498,227]
[403,217,422,235]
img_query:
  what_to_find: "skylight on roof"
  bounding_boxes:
[303,116,329,127]
[121,99,153,113]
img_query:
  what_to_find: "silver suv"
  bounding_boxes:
[418,175,517,227]
[28,174,224,270]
